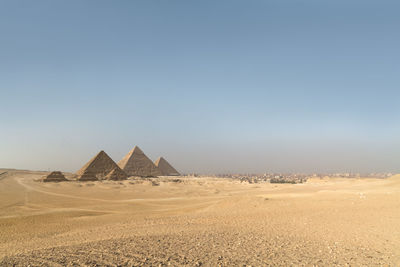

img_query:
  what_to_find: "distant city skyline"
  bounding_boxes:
[1,1,400,174]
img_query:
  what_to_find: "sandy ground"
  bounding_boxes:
[0,170,400,266]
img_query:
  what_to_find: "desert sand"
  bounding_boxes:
[1,169,399,266]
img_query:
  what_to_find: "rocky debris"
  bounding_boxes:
[151,180,160,186]
[270,178,305,184]
[0,231,390,266]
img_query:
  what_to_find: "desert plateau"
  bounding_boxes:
[1,169,399,266]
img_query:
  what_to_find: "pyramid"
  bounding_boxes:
[105,167,128,181]
[43,171,68,182]
[154,157,180,176]
[118,146,161,177]
[76,150,128,181]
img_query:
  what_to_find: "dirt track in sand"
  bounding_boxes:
[1,170,400,266]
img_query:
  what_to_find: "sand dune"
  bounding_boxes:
[1,170,400,266]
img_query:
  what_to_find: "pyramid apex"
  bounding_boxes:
[130,146,144,154]
[95,150,107,156]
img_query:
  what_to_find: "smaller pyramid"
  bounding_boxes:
[43,171,68,182]
[154,157,180,176]
[105,167,128,181]
[76,150,127,181]
[118,146,161,177]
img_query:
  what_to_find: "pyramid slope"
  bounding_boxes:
[77,150,127,181]
[105,167,128,181]
[118,146,161,177]
[154,157,180,176]
[43,171,68,182]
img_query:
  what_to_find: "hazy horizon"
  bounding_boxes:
[1,1,400,174]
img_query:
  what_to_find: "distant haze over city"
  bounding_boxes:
[1,1,400,174]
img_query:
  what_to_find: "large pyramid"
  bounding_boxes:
[76,150,128,181]
[118,146,161,177]
[154,157,180,176]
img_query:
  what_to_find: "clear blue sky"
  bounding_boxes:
[1,0,399,174]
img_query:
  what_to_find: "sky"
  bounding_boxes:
[1,0,400,174]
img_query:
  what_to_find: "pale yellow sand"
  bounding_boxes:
[1,170,399,266]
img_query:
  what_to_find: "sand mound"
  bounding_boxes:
[154,157,180,176]
[389,174,400,180]
[118,146,161,177]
